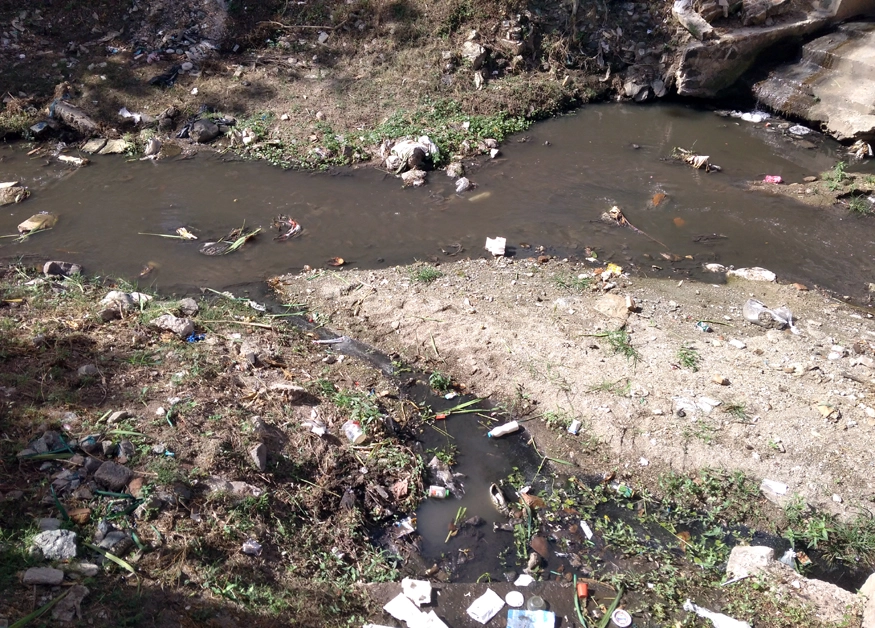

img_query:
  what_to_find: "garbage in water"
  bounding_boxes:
[507,609,555,628]
[0,181,30,206]
[743,299,797,333]
[272,215,302,241]
[394,515,416,538]
[57,154,89,167]
[601,205,669,248]
[763,175,783,184]
[672,147,721,172]
[327,257,346,267]
[427,486,450,498]
[342,420,367,445]
[176,227,197,240]
[788,124,811,136]
[505,591,524,607]
[466,588,505,624]
[611,608,633,627]
[728,267,776,282]
[17,212,57,235]
[468,191,492,203]
[730,110,770,123]
[455,177,471,194]
[487,421,519,438]
[199,226,261,255]
[849,140,873,160]
[683,599,751,628]
[489,483,510,515]
[384,136,440,173]
[485,236,506,257]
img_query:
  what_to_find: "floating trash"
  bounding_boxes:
[272,215,302,241]
[199,226,261,256]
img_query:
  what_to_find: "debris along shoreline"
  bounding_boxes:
[0,0,869,178]
[2,256,875,627]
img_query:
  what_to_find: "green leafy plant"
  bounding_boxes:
[428,371,452,392]
[410,266,444,284]
[677,345,700,371]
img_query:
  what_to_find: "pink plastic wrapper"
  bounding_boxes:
[763,175,783,184]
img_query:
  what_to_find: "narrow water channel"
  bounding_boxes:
[1,103,873,298]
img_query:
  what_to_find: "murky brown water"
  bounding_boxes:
[1,103,873,296]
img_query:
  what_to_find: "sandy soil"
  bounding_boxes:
[273,255,875,518]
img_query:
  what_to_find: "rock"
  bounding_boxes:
[446,162,464,178]
[455,177,471,193]
[32,529,78,560]
[743,0,790,25]
[94,461,132,491]
[181,61,194,72]
[594,294,630,321]
[51,584,89,622]
[726,545,775,578]
[202,476,263,499]
[0,183,29,206]
[77,364,99,378]
[38,517,62,531]
[144,138,162,156]
[189,119,220,143]
[98,139,129,155]
[753,22,875,141]
[99,530,133,555]
[101,440,116,457]
[64,562,99,577]
[107,410,130,424]
[460,41,487,69]
[729,267,776,282]
[52,101,98,135]
[100,290,152,312]
[178,297,199,317]
[673,0,715,40]
[150,313,195,339]
[117,439,135,463]
[43,261,82,277]
[400,169,427,187]
[23,567,64,585]
[249,443,267,471]
[81,138,107,154]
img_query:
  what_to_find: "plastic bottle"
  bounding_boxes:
[487,421,519,438]
[428,486,450,498]
[342,420,367,445]
[526,595,547,611]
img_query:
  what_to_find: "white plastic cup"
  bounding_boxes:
[487,420,519,438]
[342,420,367,445]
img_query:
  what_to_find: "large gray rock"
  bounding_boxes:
[460,41,487,69]
[150,314,195,339]
[726,545,774,578]
[32,529,78,560]
[94,461,133,491]
[23,567,64,585]
[753,22,875,141]
[673,0,874,99]
[190,119,220,143]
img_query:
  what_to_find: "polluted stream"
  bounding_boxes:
[1,103,874,299]
[4,103,875,620]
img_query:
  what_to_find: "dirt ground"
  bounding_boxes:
[272,255,875,519]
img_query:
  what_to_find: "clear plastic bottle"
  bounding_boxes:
[526,595,547,611]
[428,486,449,498]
